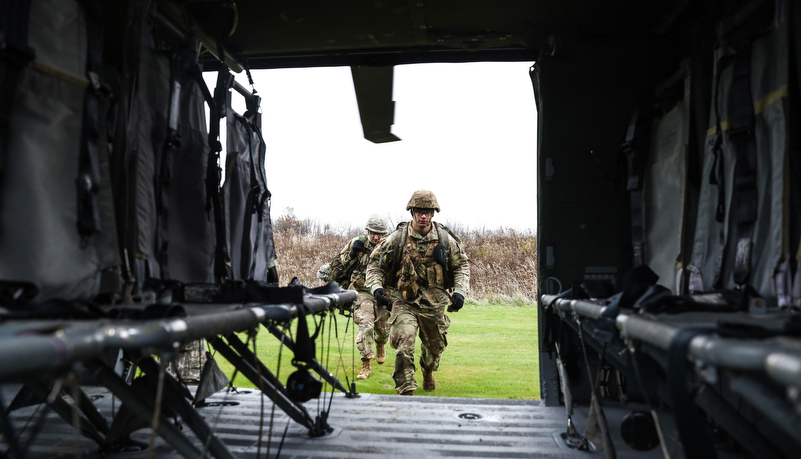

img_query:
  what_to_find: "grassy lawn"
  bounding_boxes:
[215,299,539,399]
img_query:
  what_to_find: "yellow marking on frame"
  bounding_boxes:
[706,84,788,137]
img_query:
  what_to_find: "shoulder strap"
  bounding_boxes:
[435,223,456,288]
[385,222,407,287]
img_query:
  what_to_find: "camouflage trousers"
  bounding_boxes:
[167,339,207,383]
[388,295,451,394]
[354,291,389,360]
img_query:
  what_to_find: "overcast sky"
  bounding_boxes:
[207,61,538,232]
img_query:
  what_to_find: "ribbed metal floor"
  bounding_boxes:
[3,386,576,458]
[8,385,748,458]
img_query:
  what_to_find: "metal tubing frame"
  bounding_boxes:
[541,295,611,320]
[65,380,110,435]
[85,359,204,459]
[22,377,105,446]
[208,336,316,429]
[694,383,787,458]
[264,322,348,393]
[729,375,801,448]
[1,299,333,379]
[0,307,278,379]
[616,314,801,389]
[223,332,285,395]
[132,353,236,459]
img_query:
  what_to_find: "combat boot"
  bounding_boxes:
[421,367,435,392]
[401,390,414,396]
[376,344,386,364]
[357,358,371,380]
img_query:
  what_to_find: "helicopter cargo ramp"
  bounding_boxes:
[0,385,698,459]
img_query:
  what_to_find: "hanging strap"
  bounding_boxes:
[155,53,183,279]
[249,111,271,280]
[190,64,231,281]
[75,0,106,245]
[621,107,653,267]
[0,0,34,187]
[726,44,758,288]
[709,54,729,224]
[709,51,734,288]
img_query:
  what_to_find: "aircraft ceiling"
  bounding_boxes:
[166,0,685,69]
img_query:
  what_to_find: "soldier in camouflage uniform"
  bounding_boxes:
[328,214,391,380]
[366,190,469,395]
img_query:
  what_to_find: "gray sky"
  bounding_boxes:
[208,61,538,231]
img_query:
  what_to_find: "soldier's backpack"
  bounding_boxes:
[329,235,368,286]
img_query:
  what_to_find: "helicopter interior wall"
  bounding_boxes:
[534,39,666,295]
[0,0,121,302]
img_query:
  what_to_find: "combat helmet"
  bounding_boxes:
[406,190,440,212]
[365,214,390,234]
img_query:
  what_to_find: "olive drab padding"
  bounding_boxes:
[382,222,458,293]
[365,214,389,234]
[406,189,440,212]
[329,235,368,285]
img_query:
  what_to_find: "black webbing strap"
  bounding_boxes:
[621,107,653,267]
[76,0,106,244]
[710,51,733,288]
[292,301,322,368]
[667,327,719,459]
[212,68,235,281]
[0,0,34,185]
[710,54,730,224]
[727,44,758,287]
[249,109,271,280]
[189,64,231,281]
[156,53,183,279]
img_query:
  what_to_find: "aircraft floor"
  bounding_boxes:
[2,386,748,458]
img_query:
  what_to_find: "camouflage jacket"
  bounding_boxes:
[333,235,378,292]
[366,222,469,305]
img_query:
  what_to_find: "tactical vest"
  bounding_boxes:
[385,222,458,299]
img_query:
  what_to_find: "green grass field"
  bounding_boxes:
[215,299,539,399]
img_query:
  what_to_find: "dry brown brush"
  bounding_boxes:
[273,217,537,303]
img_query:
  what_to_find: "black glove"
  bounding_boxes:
[349,239,366,259]
[447,293,464,312]
[374,288,392,310]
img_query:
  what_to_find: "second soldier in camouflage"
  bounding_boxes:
[328,214,391,380]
